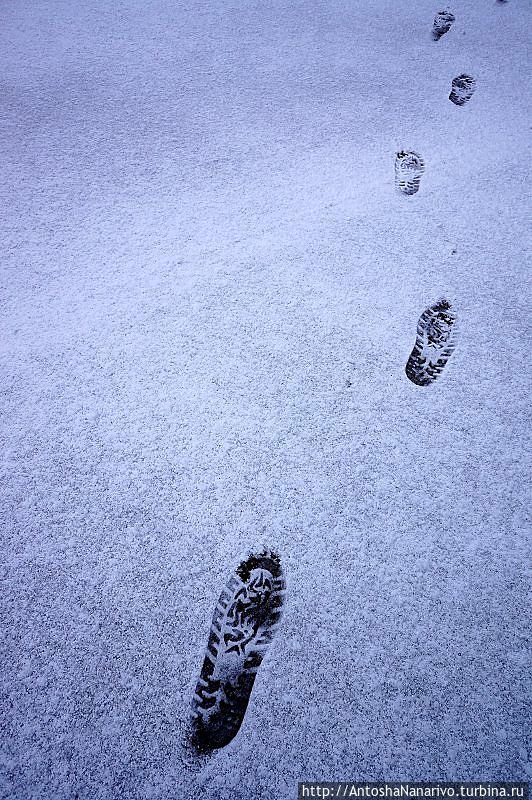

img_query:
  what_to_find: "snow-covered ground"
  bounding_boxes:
[1,1,530,798]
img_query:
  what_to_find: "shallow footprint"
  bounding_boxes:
[449,74,476,106]
[405,299,458,386]
[432,9,455,40]
[190,550,285,751]
[395,151,425,196]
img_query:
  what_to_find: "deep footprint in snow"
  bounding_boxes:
[449,74,476,106]
[432,9,456,40]
[405,299,458,386]
[190,551,285,751]
[395,151,425,196]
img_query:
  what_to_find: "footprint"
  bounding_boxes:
[395,151,425,196]
[449,74,476,106]
[190,550,285,751]
[405,299,458,386]
[432,10,456,41]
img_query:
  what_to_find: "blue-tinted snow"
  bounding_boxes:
[1,1,530,798]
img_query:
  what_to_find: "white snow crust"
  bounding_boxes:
[1,1,530,798]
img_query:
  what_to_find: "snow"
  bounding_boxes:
[1,1,530,798]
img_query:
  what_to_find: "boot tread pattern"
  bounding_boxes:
[191,551,285,751]
[405,299,458,386]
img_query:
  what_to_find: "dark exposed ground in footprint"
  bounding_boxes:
[190,551,285,751]
[395,150,425,196]
[405,299,458,386]
[432,10,456,40]
[449,74,476,106]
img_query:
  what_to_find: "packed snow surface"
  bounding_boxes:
[1,1,530,798]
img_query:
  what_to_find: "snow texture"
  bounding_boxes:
[1,1,530,798]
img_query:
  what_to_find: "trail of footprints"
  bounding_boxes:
[187,5,505,752]
[398,7,480,384]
